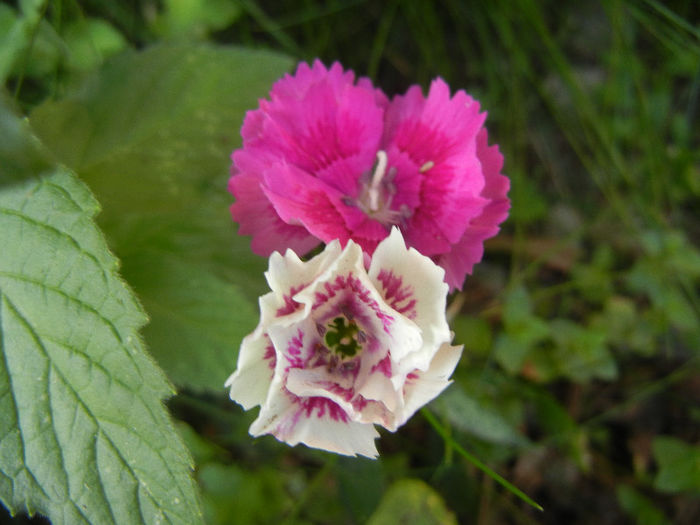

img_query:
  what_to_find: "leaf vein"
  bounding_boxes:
[0,206,109,290]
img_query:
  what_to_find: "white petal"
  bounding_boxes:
[286,367,356,416]
[285,412,379,458]
[369,227,452,366]
[397,343,463,426]
[225,332,275,409]
[265,240,342,297]
[356,366,400,412]
[267,317,319,371]
[250,386,379,458]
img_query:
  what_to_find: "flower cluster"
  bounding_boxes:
[226,60,509,456]
[225,228,462,457]
[229,60,509,291]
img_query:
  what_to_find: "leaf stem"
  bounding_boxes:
[421,408,543,512]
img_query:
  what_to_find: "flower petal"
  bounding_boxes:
[250,386,379,457]
[398,342,463,426]
[437,129,510,289]
[261,163,354,245]
[369,227,451,374]
[228,164,319,257]
[381,79,490,256]
[264,240,342,305]
[246,61,384,194]
[225,331,275,409]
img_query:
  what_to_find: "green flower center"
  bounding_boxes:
[324,316,362,358]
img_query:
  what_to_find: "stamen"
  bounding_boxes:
[368,150,388,212]
[420,160,434,173]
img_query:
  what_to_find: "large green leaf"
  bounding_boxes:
[366,479,457,525]
[0,93,53,187]
[30,43,293,391]
[121,248,257,390]
[652,436,700,493]
[0,170,202,523]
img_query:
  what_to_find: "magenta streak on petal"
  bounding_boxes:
[371,355,393,378]
[312,273,394,332]
[300,396,350,422]
[276,284,306,317]
[352,396,369,411]
[285,329,305,369]
[264,342,277,370]
[376,269,417,319]
[318,381,355,402]
[406,372,419,381]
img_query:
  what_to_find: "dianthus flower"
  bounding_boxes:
[230,60,510,290]
[225,228,462,457]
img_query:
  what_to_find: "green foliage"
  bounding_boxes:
[152,0,242,40]
[0,0,46,84]
[61,17,127,71]
[2,0,699,523]
[0,94,53,185]
[366,479,458,525]
[617,485,670,525]
[627,230,700,336]
[198,464,290,525]
[435,383,527,447]
[494,286,550,376]
[652,436,700,494]
[0,170,202,524]
[30,43,292,391]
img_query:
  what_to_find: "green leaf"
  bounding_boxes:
[30,43,294,391]
[62,18,128,72]
[548,319,617,382]
[652,436,700,493]
[152,0,242,39]
[451,316,492,357]
[0,93,53,187]
[0,1,46,83]
[616,485,670,525]
[335,457,384,524]
[198,463,290,525]
[494,286,549,374]
[590,296,655,356]
[434,385,528,446]
[366,479,458,525]
[0,170,202,524]
[627,230,700,336]
[120,248,257,390]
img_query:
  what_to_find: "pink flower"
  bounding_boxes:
[229,60,510,290]
[225,228,462,457]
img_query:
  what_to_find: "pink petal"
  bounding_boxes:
[228,166,319,256]
[269,60,356,102]
[437,129,510,290]
[261,163,354,245]
[243,61,384,194]
[381,78,491,256]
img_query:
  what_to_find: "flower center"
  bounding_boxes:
[324,316,363,358]
[346,150,412,227]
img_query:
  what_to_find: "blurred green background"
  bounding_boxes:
[1,0,699,523]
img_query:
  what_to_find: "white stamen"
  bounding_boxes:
[420,160,434,173]
[368,150,388,212]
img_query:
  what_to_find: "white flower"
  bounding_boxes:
[225,227,462,458]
